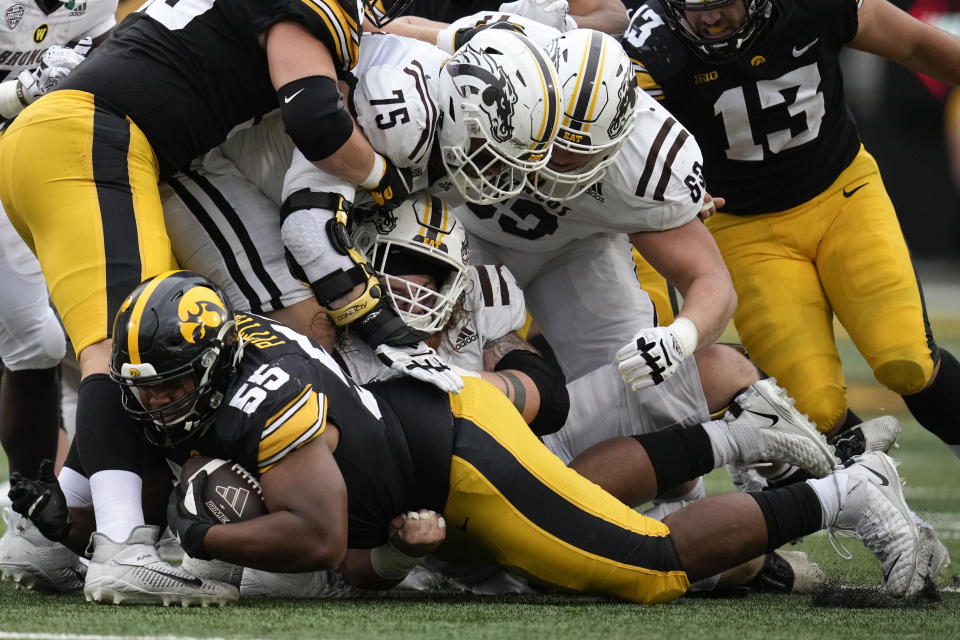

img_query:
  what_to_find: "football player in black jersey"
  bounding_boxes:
[11,270,946,600]
[623,0,960,462]
[0,0,426,604]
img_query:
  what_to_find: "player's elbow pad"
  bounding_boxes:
[494,349,569,436]
[279,76,354,161]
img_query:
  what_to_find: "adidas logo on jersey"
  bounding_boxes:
[585,183,604,203]
[455,328,478,350]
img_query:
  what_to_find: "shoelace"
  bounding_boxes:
[827,528,858,561]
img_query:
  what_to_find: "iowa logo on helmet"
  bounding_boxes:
[178,287,227,344]
[608,71,638,139]
[448,49,517,143]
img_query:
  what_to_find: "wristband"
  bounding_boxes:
[369,538,421,580]
[0,80,23,119]
[670,316,699,356]
[359,153,387,189]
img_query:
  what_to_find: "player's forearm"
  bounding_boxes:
[310,127,379,186]
[339,547,408,590]
[674,276,737,351]
[202,511,346,572]
[568,8,629,35]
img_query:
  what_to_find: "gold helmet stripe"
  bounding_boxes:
[126,270,181,364]
[516,33,560,152]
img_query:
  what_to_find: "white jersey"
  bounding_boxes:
[455,94,704,252]
[282,32,457,206]
[0,0,116,82]
[337,264,525,383]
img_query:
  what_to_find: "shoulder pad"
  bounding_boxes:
[466,264,526,339]
[354,64,438,168]
[622,1,692,83]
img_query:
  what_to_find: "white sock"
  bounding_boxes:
[806,473,849,528]
[7,508,22,531]
[58,466,92,507]
[89,470,144,542]
[702,419,738,466]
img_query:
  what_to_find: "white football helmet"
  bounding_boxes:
[437,28,562,205]
[530,29,640,201]
[352,195,470,333]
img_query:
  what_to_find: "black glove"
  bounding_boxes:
[167,471,216,560]
[365,161,414,210]
[453,20,527,51]
[8,459,72,542]
[351,300,429,349]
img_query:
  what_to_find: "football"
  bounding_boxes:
[179,456,268,524]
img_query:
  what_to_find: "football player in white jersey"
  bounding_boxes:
[162,28,562,393]
[0,0,116,592]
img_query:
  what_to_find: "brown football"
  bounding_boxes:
[179,456,268,524]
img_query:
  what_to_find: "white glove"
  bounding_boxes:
[17,37,92,104]
[616,317,698,391]
[498,0,576,32]
[376,343,465,394]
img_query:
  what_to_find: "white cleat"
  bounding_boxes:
[0,507,85,592]
[831,415,902,461]
[829,452,939,597]
[723,378,839,477]
[913,512,951,581]
[84,525,238,606]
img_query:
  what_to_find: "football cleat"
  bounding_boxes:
[0,507,85,592]
[746,550,825,594]
[913,512,951,581]
[830,415,902,461]
[84,525,238,606]
[241,567,359,599]
[828,452,939,596]
[155,526,184,565]
[722,378,839,477]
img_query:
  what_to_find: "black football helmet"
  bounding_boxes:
[661,0,772,62]
[109,271,242,448]
[362,0,413,29]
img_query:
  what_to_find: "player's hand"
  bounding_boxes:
[616,320,698,391]
[17,37,92,104]
[375,343,465,394]
[167,471,216,560]
[8,459,72,542]
[699,193,725,220]
[498,0,575,32]
[388,509,446,558]
[452,20,527,51]
[365,160,414,210]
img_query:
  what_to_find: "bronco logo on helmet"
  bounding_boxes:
[608,70,639,139]
[447,51,518,143]
[178,287,227,344]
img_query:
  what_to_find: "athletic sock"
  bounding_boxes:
[805,473,850,529]
[701,419,738,466]
[902,347,960,451]
[748,483,824,552]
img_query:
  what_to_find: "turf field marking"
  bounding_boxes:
[0,634,265,640]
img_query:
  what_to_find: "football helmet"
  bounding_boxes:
[362,0,413,29]
[661,0,773,62]
[530,29,639,201]
[109,271,242,448]
[352,194,469,333]
[437,28,562,204]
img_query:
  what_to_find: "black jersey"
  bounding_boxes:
[623,0,861,214]
[405,0,501,22]
[168,313,454,549]
[60,0,362,178]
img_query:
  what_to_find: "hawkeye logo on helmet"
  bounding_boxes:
[178,287,226,344]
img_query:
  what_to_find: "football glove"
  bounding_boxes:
[16,37,92,105]
[498,0,577,32]
[167,471,216,561]
[365,161,414,210]
[616,318,698,391]
[8,459,72,542]
[376,343,465,394]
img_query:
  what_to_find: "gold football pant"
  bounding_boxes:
[440,378,690,604]
[0,91,177,356]
[705,147,934,431]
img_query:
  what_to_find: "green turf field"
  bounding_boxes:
[0,315,958,639]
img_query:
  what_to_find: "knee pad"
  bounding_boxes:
[0,305,67,370]
[874,358,930,396]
